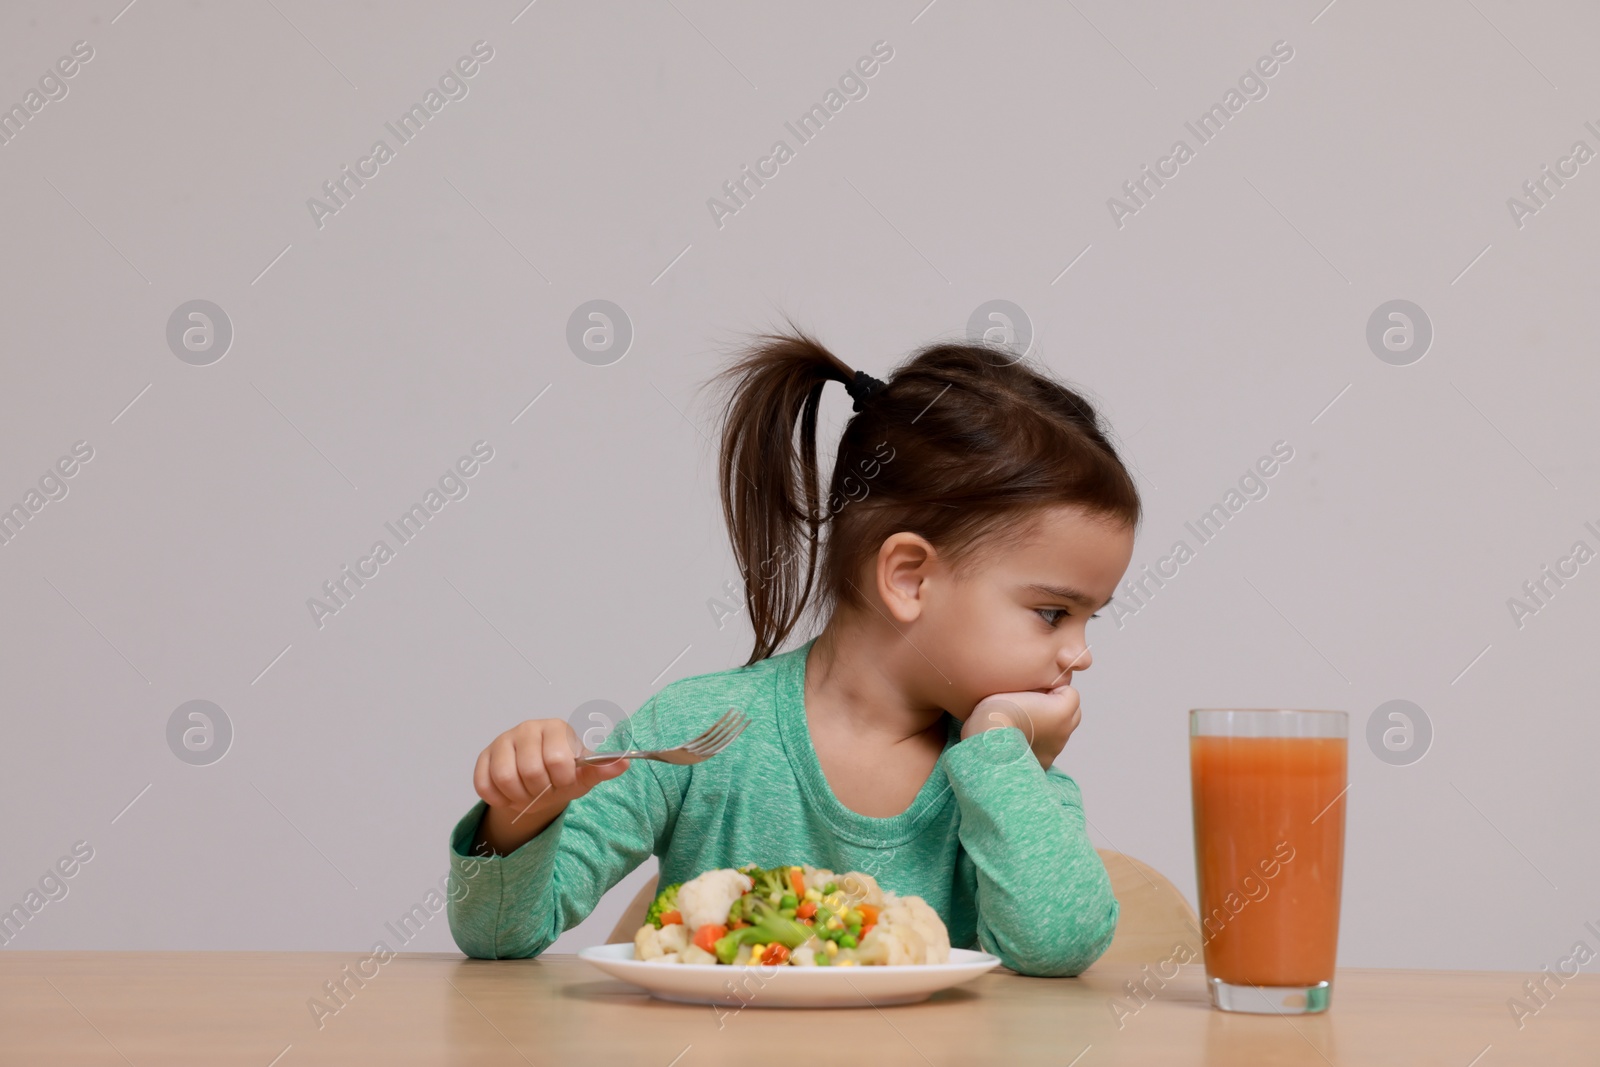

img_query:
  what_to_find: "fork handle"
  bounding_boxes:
[576,750,647,765]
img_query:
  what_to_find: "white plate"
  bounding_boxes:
[577,943,1002,1008]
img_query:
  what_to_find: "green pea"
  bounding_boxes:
[839,933,857,949]
[780,893,798,909]
[824,882,838,894]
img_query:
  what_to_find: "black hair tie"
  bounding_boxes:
[844,369,887,412]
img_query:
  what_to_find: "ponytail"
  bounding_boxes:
[709,326,855,664]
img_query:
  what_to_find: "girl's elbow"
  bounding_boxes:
[448,924,504,959]
[1007,940,1109,977]
[1009,902,1119,977]
[452,934,542,960]
[1076,897,1120,965]
[448,912,544,960]
[1006,939,1105,978]
[1013,957,1087,978]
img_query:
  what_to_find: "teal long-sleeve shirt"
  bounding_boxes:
[445,638,1118,977]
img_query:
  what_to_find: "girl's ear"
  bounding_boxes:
[875,533,936,624]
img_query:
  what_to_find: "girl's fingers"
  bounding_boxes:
[1062,687,1082,724]
[489,735,534,808]
[542,725,578,791]
[511,731,552,809]
[473,748,511,809]
[1049,685,1081,721]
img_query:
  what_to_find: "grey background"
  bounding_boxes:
[1,0,1595,978]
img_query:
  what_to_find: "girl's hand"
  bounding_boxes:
[471,719,630,855]
[960,684,1082,770]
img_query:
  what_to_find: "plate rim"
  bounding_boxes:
[578,941,1001,973]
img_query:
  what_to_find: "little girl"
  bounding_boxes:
[446,327,1141,976]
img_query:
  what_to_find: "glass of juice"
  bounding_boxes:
[1189,708,1347,1014]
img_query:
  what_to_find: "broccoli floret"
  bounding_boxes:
[739,864,798,904]
[645,882,681,928]
[712,898,812,964]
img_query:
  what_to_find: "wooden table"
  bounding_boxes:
[1,952,1593,1065]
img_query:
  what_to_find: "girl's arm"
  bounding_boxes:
[944,726,1119,977]
[446,699,680,959]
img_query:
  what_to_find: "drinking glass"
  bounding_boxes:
[1189,708,1348,1014]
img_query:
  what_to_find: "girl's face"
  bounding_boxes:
[896,504,1135,718]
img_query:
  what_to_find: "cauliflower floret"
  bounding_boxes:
[855,923,914,965]
[651,951,680,964]
[679,944,716,965]
[790,944,819,966]
[659,922,690,954]
[633,918,691,960]
[852,893,951,965]
[894,894,951,964]
[676,868,753,931]
[834,870,886,907]
[634,924,665,960]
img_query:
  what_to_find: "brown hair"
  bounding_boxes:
[706,323,1142,665]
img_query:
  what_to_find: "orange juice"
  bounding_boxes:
[1190,733,1346,987]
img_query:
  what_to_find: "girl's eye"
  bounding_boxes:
[1036,608,1104,626]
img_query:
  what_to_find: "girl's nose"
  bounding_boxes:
[1060,642,1092,675]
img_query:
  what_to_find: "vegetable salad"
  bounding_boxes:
[632,863,950,967]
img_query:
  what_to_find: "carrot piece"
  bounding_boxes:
[764,943,790,966]
[730,919,750,930]
[693,923,728,954]
[791,870,806,898]
[660,910,683,926]
[796,901,817,919]
[858,904,879,926]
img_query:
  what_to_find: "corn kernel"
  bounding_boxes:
[804,888,822,902]
[837,959,856,967]
[824,940,839,956]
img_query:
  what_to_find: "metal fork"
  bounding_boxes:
[575,707,749,766]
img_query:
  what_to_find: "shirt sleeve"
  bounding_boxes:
[943,726,1119,976]
[445,698,682,959]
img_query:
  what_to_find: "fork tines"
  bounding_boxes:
[686,708,748,755]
